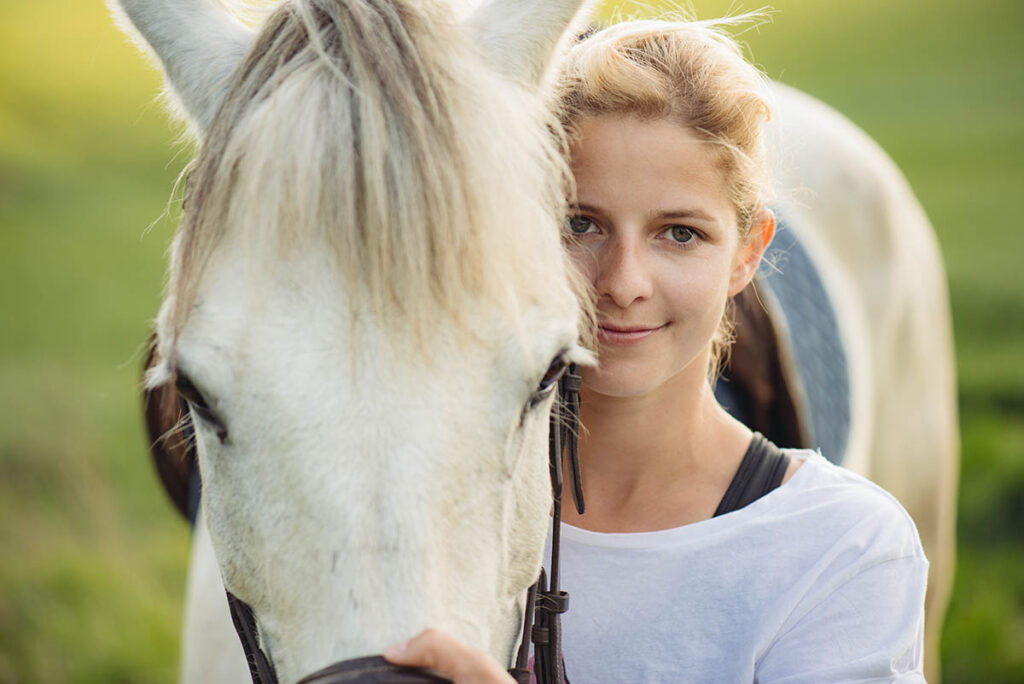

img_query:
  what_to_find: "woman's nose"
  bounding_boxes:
[594,237,653,309]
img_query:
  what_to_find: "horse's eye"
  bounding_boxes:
[538,357,569,393]
[523,355,569,415]
[175,373,208,409]
[175,373,228,443]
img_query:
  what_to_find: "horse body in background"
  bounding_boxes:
[763,83,958,681]
[113,1,957,682]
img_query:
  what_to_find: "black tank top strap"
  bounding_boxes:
[713,432,791,517]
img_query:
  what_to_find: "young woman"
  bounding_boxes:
[387,19,928,683]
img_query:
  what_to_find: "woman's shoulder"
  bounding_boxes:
[753,451,929,682]
[772,450,927,562]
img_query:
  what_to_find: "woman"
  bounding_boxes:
[387,19,928,683]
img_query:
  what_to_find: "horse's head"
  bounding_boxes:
[119,0,594,679]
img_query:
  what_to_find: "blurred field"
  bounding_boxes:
[1,0,1021,682]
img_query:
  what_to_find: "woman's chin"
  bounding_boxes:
[580,364,664,399]
[580,347,709,400]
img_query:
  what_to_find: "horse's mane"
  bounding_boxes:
[160,0,579,352]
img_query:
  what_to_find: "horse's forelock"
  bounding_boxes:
[163,0,577,349]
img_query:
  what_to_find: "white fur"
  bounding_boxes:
[180,509,251,683]
[108,0,253,136]
[171,238,584,682]
[768,83,957,681]
[467,0,598,88]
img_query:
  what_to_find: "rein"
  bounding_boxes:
[225,366,584,684]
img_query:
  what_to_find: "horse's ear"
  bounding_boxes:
[466,0,597,88]
[108,0,255,137]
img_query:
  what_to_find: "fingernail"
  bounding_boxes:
[384,640,407,659]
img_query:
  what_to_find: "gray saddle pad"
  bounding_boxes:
[715,218,851,465]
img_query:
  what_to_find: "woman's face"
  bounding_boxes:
[568,115,766,399]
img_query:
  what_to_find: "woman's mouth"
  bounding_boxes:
[597,323,667,345]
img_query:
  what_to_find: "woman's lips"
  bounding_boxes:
[597,323,667,345]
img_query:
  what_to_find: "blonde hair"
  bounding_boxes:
[556,17,774,373]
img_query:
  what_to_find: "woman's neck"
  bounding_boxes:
[563,363,752,532]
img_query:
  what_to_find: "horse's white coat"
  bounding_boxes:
[174,237,583,681]
[108,0,253,135]
[467,0,598,88]
[181,508,251,683]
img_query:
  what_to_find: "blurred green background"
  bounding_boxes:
[1,0,1021,681]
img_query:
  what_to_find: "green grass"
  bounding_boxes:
[1,0,1021,681]
[0,2,190,681]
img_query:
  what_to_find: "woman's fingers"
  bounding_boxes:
[384,628,517,684]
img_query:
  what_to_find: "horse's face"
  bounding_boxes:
[173,231,584,680]
[129,0,596,679]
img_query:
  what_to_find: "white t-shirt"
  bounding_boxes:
[545,451,928,683]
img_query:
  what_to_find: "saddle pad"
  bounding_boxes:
[756,218,850,464]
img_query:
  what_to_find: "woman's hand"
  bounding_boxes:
[384,628,517,684]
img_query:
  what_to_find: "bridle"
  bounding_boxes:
[224,366,585,684]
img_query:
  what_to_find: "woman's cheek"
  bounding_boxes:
[566,242,600,282]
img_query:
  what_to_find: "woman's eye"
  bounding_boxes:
[667,225,699,245]
[567,215,596,235]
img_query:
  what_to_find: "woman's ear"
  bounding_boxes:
[728,208,775,296]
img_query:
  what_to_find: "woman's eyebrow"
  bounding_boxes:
[571,204,718,225]
[648,208,717,223]
[573,202,604,215]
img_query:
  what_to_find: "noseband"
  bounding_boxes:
[226,366,584,684]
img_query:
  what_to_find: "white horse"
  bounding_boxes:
[112,0,958,682]
[115,0,597,681]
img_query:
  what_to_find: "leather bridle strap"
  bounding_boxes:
[508,579,539,684]
[561,367,585,518]
[528,365,583,684]
[227,590,279,684]
[224,365,584,684]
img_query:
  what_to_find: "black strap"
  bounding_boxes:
[530,364,581,684]
[561,369,585,516]
[713,432,791,517]
[227,591,279,684]
[509,580,539,684]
